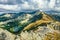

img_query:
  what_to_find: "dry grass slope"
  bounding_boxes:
[23,12,54,31]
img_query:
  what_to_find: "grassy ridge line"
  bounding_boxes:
[23,12,54,31]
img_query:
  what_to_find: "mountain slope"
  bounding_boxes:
[0,11,60,34]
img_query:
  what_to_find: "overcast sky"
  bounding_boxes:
[0,0,60,12]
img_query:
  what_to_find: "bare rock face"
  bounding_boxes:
[0,28,16,40]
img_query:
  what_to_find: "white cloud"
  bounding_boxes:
[27,0,60,11]
[49,0,56,8]
[20,1,35,10]
[0,4,19,10]
[0,0,8,3]
[26,0,51,11]
[52,0,60,11]
[20,2,30,9]
[0,0,60,12]
[54,7,60,12]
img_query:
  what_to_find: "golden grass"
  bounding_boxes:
[44,31,60,40]
[23,12,53,30]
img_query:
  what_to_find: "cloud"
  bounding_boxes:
[25,0,49,10]
[0,0,60,12]
[0,0,7,3]
[48,0,56,8]
[0,4,19,10]
[51,0,60,12]
[0,0,17,5]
